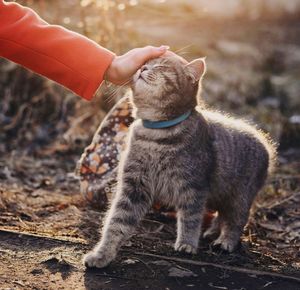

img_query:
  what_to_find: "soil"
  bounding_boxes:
[0,230,299,290]
[0,150,299,290]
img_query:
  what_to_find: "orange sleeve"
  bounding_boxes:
[0,1,115,100]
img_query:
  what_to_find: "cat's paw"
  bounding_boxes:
[83,250,116,268]
[212,235,239,252]
[174,243,197,254]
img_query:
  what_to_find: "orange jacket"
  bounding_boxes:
[0,1,115,100]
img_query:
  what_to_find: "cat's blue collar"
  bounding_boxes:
[142,110,192,129]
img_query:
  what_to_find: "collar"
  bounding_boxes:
[142,110,192,129]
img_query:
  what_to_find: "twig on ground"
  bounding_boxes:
[133,251,300,283]
[249,249,287,266]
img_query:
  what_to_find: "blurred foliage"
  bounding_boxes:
[1,0,300,155]
[19,0,142,53]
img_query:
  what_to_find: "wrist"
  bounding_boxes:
[105,55,119,84]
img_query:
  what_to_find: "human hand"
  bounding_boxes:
[105,45,169,85]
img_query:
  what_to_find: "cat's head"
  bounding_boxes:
[130,54,206,121]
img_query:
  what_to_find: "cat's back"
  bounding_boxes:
[199,108,276,175]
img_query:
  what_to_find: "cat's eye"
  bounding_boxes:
[153,65,165,68]
[153,64,169,70]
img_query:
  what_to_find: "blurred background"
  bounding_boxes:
[0,0,299,268]
[1,0,299,154]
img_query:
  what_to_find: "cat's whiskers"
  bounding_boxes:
[146,74,156,82]
[176,51,190,57]
[105,79,132,104]
[174,44,194,54]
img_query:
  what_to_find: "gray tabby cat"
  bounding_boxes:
[84,55,276,268]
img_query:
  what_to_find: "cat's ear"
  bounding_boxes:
[185,58,206,83]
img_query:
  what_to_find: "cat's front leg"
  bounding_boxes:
[84,177,151,268]
[175,194,206,254]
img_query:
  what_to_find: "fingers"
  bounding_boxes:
[133,45,170,65]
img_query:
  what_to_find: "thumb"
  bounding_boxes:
[134,45,170,65]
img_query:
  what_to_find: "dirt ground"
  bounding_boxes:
[0,229,299,290]
[0,149,299,289]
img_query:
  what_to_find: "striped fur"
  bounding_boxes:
[84,56,276,268]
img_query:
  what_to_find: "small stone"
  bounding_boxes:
[31,268,44,275]
[122,258,139,265]
[168,267,198,277]
[149,260,172,266]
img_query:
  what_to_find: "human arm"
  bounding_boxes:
[0,1,168,100]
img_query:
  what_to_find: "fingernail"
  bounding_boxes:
[159,45,170,51]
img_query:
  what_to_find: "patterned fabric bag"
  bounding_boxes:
[76,97,133,208]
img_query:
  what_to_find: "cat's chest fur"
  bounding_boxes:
[122,111,213,204]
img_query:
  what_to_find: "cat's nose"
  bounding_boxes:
[141,65,149,73]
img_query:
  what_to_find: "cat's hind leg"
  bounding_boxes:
[211,195,253,252]
[84,178,152,268]
[212,172,268,252]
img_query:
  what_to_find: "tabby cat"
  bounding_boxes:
[84,55,276,268]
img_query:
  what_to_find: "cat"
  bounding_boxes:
[83,55,276,268]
